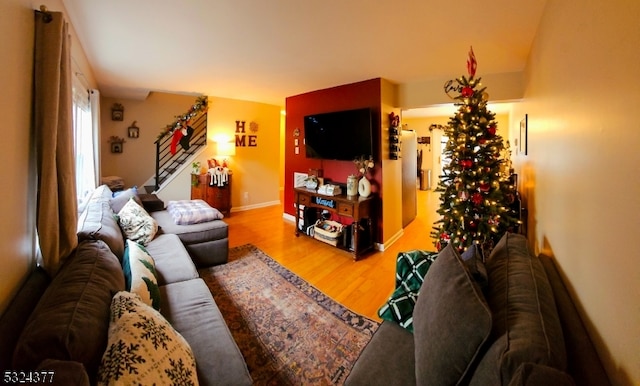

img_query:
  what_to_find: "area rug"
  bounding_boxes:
[198,244,379,385]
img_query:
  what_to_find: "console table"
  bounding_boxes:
[294,187,376,260]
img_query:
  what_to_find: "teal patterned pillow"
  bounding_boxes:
[117,198,158,245]
[97,291,198,386]
[378,250,438,331]
[123,239,161,310]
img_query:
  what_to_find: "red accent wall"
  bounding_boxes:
[284,78,383,239]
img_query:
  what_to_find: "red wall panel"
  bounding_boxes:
[284,78,383,239]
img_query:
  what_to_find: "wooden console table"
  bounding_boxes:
[294,187,376,260]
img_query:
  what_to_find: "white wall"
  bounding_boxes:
[512,1,640,384]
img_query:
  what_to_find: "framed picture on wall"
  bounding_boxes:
[519,114,528,155]
[111,142,122,153]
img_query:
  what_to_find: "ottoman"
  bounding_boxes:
[151,210,229,267]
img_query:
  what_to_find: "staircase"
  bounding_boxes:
[152,110,208,191]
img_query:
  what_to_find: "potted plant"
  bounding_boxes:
[191,161,201,175]
[304,175,319,190]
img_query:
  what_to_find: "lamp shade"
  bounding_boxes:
[216,141,236,157]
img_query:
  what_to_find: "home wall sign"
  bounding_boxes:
[235,120,259,147]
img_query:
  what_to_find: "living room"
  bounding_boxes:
[2,1,639,385]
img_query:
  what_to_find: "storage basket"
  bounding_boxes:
[313,220,343,246]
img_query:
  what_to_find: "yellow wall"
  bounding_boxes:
[101,92,199,188]
[511,1,640,384]
[380,79,403,246]
[0,0,36,314]
[125,93,281,211]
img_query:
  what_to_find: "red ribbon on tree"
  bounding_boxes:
[467,46,477,77]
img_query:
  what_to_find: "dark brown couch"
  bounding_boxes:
[346,233,611,386]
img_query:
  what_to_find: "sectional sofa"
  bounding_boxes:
[0,185,252,385]
[345,233,611,385]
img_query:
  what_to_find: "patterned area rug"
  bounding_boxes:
[198,244,379,385]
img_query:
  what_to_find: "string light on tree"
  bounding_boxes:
[431,47,519,255]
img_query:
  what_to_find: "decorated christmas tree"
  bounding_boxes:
[431,48,519,255]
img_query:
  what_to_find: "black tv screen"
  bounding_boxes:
[304,108,374,161]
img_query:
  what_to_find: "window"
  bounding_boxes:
[72,76,100,211]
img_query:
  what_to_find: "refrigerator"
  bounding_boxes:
[402,130,417,227]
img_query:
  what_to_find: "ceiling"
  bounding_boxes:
[62,0,547,111]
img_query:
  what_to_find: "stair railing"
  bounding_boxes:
[154,110,208,190]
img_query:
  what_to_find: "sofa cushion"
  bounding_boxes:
[508,362,575,386]
[0,268,50,370]
[12,240,125,381]
[470,233,567,385]
[413,243,492,385]
[166,199,224,225]
[145,234,199,285]
[37,359,90,386]
[88,184,113,204]
[109,186,139,213]
[344,321,416,386]
[117,198,158,246]
[160,279,252,386]
[123,239,161,310]
[151,209,228,245]
[538,254,610,386]
[96,291,198,386]
[77,201,125,260]
[461,243,488,288]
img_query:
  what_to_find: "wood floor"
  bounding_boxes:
[223,188,441,321]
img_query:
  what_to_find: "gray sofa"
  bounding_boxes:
[0,185,252,385]
[346,233,611,386]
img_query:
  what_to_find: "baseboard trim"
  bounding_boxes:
[377,229,404,251]
[231,200,281,212]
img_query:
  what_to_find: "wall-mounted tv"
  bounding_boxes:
[304,108,375,161]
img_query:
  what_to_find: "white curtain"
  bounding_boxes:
[72,76,99,210]
[90,89,101,186]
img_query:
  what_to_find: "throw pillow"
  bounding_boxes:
[117,197,158,245]
[461,243,488,289]
[377,250,438,331]
[12,240,125,381]
[413,243,492,385]
[96,291,198,386]
[123,239,161,311]
[110,186,139,213]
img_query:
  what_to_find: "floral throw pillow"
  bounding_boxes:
[123,239,161,310]
[97,291,198,386]
[117,198,158,245]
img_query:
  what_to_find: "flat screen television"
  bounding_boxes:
[304,108,375,161]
